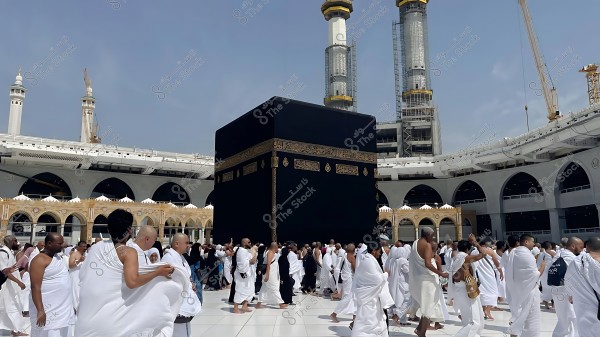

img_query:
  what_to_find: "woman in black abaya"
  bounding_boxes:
[278,247,294,305]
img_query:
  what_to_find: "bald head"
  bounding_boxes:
[345,243,355,254]
[586,237,600,252]
[135,226,158,251]
[171,233,189,255]
[566,236,584,255]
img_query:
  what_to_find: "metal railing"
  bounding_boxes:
[560,184,591,194]
[503,192,543,200]
[562,228,600,234]
[455,198,486,205]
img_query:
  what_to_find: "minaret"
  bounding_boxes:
[8,67,26,135]
[395,0,441,156]
[81,68,100,143]
[322,0,357,112]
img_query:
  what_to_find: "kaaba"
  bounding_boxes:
[213,97,378,245]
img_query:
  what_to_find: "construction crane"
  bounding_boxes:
[518,0,560,122]
[580,64,600,106]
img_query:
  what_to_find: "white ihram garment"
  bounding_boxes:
[288,252,302,291]
[506,246,541,337]
[74,241,187,337]
[451,252,485,337]
[0,246,26,333]
[539,251,556,302]
[551,250,578,337]
[69,255,84,311]
[258,256,284,305]
[29,255,74,337]
[351,253,394,337]
[565,254,600,336]
[408,242,443,321]
[334,250,346,293]
[234,248,254,304]
[334,254,356,315]
[320,248,335,293]
[162,249,202,337]
[224,255,233,284]
[20,271,30,312]
[387,247,411,322]
[471,250,498,307]
[496,253,507,299]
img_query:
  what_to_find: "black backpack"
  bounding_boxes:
[547,256,568,286]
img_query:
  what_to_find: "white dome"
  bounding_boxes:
[184,203,197,209]
[13,193,31,201]
[95,195,111,202]
[119,196,134,203]
[440,203,454,209]
[378,205,392,212]
[141,198,156,204]
[400,205,413,210]
[68,197,81,203]
[203,204,214,209]
[42,195,59,202]
[419,204,433,210]
[167,202,178,208]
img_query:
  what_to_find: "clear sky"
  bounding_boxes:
[0,0,597,156]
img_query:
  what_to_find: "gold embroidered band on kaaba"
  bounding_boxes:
[215,138,376,173]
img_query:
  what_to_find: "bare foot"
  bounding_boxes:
[330,313,339,322]
[279,303,288,309]
[242,307,253,312]
[256,303,264,309]
[233,308,243,314]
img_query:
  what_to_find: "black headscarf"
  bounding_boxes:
[152,241,163,258]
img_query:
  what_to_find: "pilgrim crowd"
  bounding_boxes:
[0,209,599,337]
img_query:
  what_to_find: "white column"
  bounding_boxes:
[30,223,37,245]
[199,229,205,244]
[489,213,504,240]
[436,226,440,241]
[548,208,566,243]
[414,227,419,241]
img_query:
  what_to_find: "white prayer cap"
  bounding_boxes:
[147,248,160,262]
[531,247,540,255]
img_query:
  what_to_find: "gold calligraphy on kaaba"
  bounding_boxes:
[294,159,320,172]
[216,138,376,173]
[222,171,233,182]
[336,164,358,176]
[243,162,257,176]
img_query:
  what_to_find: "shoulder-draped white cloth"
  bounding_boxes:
[320,248,334,292]
[161,249,202,318]
[565,253,600,334]
[408,241,443,321]
[74,241,187,337]
[471,249,498,306]
[127,241,149,267]
[351,253,393,337]
[234,248,254,304]
[258,254,284,305]
[0,246,26,333]
[506,246,541,337]
[334,254,356,315]
[288,252,302,290]
[29,255,73,331]
[451,251,485,337]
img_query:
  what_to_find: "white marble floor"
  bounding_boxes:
[1,289,559,336]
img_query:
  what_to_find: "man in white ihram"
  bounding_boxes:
[506,234,545,337]
[0,235,28,336]
[565,236,600,334]
[409,227,448,337]
[29,233,73,337]
[162,233,202,337]
[550,237,583,337]
[233,238,257,313]
[351,243,394,337]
